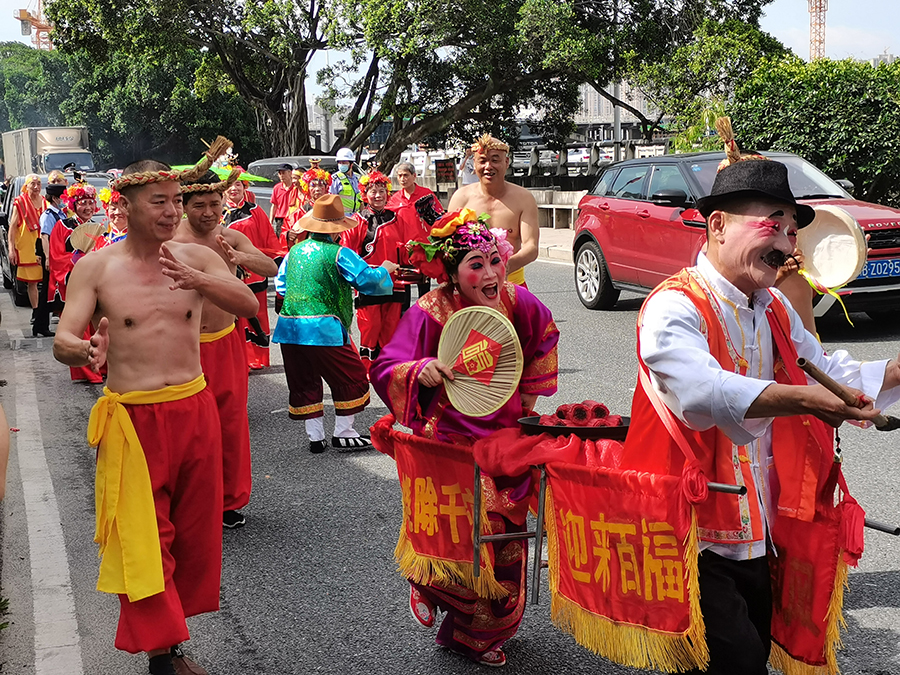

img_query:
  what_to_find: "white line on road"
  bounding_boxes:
[12,351,85,675]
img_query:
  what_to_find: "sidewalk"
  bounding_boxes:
[538,227,575,262]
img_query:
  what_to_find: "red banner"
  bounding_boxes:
[371,416,508,599]
[545,461,707,672]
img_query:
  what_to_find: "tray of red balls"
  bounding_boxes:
[519,401,629,441]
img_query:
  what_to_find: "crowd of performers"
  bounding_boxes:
[1,123,892,675]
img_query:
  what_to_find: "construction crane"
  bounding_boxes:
[809,0,827,60]
[15,0,52,51]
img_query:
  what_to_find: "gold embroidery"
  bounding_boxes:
[388,361,415,418]
[289,402,324,416]
[334,391,370,410]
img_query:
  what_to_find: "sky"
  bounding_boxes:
[0,0,897,67]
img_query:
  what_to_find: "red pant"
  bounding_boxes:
[114,388,223,654]
[356,302,402,370]
[238,289,270,369]
[280,342,370,419]
[200,325,251,512]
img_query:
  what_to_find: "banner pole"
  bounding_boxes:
[531,467,548,605]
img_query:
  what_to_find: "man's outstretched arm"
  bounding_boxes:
[159,243,259,318]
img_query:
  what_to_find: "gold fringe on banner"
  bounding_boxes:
[393,483,509,600]
[768,557,848,675]
[545,485,709,673]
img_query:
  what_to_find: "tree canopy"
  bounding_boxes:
[730,57,900,206]
[0,41,263,170]
[43,0,776,170]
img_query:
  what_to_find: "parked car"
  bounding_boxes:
[572,151,900,322]
[1,172,112,306]
[247,156,362,184]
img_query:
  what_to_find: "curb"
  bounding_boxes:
[538,244,574,262]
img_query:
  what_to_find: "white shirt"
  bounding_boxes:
[640,254,899,560]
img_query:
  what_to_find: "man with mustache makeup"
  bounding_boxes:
[618,151,900,675]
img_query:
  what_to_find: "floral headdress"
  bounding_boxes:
[65,182,97,211]
[299,167,332,196]
[406,208,513,284]
[358,170,392,204]
[98,187,122,210]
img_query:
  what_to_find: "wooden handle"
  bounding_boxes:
[797,358,889,427]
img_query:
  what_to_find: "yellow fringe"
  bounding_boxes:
[392,476,509,600]
[545,487,708,672]
[769,556,848,675]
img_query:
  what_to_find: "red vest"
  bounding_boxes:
[621,269,834,544]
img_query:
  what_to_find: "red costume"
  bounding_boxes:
[109,387,223,654]
[199,323,252,513]
[340,206,420,367]
[223,199,281,369]
[386,184,441,239]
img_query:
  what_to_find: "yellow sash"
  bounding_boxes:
[199,321,236,344]
[507,266,526,286]
[87,374,206,602]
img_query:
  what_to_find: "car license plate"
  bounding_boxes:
[858,258,900,280]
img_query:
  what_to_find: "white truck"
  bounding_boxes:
[2,126,95,177]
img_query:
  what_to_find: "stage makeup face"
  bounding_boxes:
[709,198,798,296]
[452,245,504,309]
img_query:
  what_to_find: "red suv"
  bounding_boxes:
[573,152,900,322]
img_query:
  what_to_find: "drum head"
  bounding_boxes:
[797,205,866,288]
[437,306,524,417]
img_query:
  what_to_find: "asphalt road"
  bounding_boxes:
[2,260,900,674]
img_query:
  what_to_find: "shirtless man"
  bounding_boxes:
[175,170,278,529]
[53,153,258,675]
[448,135,539,286]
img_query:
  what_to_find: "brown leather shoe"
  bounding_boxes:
[170,646,208,675]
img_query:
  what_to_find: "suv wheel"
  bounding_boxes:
[575,240,620,310]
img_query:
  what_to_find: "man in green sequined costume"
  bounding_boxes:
[273,194,398,453]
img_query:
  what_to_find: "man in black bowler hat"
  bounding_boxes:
[617,120,900,674]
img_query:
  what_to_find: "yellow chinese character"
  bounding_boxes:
[401,474,412,533]
[414,476,439,536]
[439,483,473,544]
[641,520,684,602]
[560,509,591,583]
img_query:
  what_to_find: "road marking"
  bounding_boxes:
[12,351,84,675]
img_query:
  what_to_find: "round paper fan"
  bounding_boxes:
[437,305,524,417]
[69,222,107,253]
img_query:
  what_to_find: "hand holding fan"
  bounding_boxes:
[437,306,524,417]
[69,222,107,253]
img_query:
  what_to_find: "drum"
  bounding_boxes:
[797,205,866,288]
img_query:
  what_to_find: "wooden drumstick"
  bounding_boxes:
[796,358,893,428]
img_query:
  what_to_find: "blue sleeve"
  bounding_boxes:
[39,211,55,236]
[274,254,289,296]
[336,247,393,296]
[329,176,341,195]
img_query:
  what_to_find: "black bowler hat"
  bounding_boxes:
[46,184,66,198]
[696,160,815,228]
[276,163,293,172]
